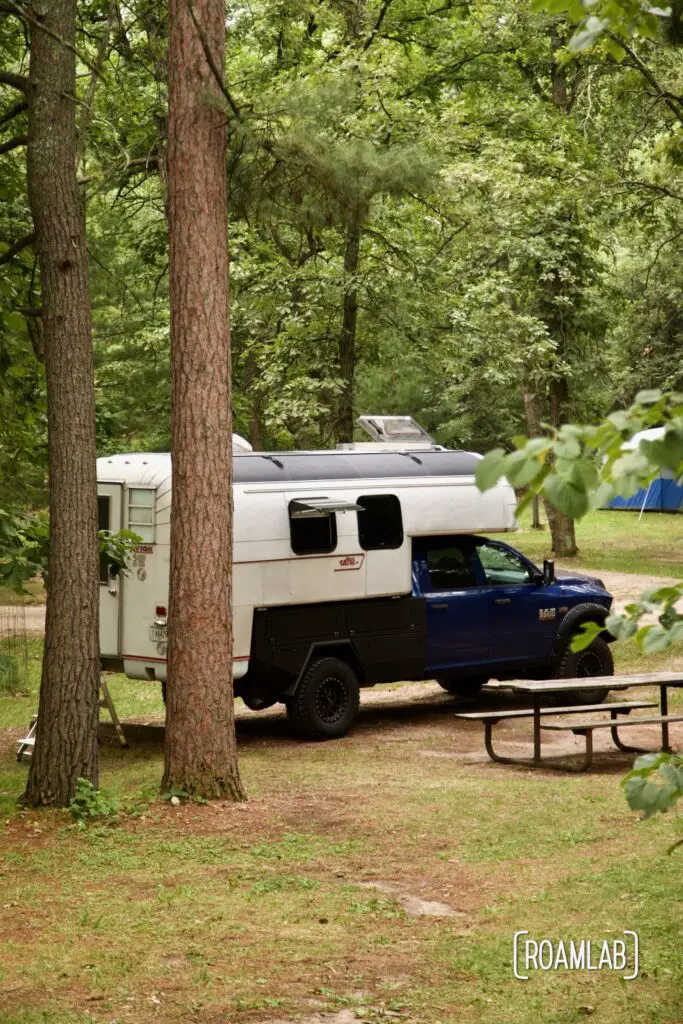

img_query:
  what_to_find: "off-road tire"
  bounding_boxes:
[436,675,487,698]
[286,657,361,740]
[555,633,614,705]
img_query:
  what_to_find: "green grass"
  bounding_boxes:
[0,580,45,606]
[2,665,683,1024]
[0,516,681,1023]
[509,509,683,577]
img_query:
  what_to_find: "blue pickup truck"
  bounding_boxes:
[245,534,615,740]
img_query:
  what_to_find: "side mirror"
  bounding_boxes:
[108,561,121,579]
[543,559,555,586]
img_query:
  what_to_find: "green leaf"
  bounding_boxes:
[543,473,589,519]
[2,311,25,334]
[605,614,636,641]
[639,431,683,475]
[568,16,608,52]
[504,450,543,488]
[554,436,581,460]
[635,389,663,406]
[638,626,671,655]
[475,449,507,492]
[570,621,602,651]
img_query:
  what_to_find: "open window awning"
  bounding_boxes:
[289,497,364,518]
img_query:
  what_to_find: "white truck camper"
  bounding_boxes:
[98,417,615,739]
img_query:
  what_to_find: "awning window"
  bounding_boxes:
[289,497,364,519]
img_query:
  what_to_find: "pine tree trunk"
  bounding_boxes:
[547,377,577,557]
[337,218,361,443]
[163,0,245,800]
[522,386,577,555]
[23,0,100,806]
[544,31,577,560]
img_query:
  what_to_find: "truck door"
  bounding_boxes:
[98,484,123,656]
[472,539,556,664]
[414,537,492,673]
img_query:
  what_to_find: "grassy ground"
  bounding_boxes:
[509,509,683,577]
[1,521,681,1024]
[0,580,45,606]
[1,648,682,1024]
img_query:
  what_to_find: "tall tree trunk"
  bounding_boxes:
[522,384,577,555]
[337,217,361,443]
[546,377,577,557]
[542,29,577,559]
[23,0,100,806]
[244,351,263,451]
[162,0,246,800]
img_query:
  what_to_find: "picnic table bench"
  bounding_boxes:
[455,671,683,771]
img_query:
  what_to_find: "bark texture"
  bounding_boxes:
[23,0,100,806]
[163,0,245,800]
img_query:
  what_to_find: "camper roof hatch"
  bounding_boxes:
[356,415,435,444]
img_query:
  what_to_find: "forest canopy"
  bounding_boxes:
[1,0,682,494]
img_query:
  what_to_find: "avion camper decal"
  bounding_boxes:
[335,554,364,571]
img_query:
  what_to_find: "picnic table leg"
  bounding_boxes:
[533,695,542,768]
[483,720,535,767]
[576,729,593,771]
[610,708,648,755]
[660,685,671,753]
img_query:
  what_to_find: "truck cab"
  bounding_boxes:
[412,535,613,693]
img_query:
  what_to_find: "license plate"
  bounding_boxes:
[149,624,167,642]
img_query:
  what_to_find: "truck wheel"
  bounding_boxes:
[555,633,614,705]
[286,657,361,740]
[436,675,486,698]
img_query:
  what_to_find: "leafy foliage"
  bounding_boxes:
[622,753,683,847]
[67,778,119,826]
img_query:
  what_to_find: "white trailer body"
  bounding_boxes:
[97,447,517,685]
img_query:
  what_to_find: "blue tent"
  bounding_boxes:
[606,428,683,513]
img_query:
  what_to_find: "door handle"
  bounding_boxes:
[430,603,448,611]
[494,597,511,605]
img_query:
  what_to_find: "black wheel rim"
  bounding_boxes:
[576,650,602,678]
[314,677,348,725]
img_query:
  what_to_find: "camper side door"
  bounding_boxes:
[98,483,123,656]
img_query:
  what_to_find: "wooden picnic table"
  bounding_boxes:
[468,671,683,770]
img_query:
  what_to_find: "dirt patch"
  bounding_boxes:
[357,880,465,919]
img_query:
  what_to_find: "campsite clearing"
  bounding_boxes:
[1,649,682,1023]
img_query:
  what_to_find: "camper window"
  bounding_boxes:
[128,488,155,542]
[357,494,403,550]
[289,502,338,555]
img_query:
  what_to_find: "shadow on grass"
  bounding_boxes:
[96,684,651,777]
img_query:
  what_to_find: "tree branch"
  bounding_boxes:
[0,231,35,265]
[5,0,106,80]
[0,99,27,127]
[363,0,394,51]
[186,0,242,121]
[0,70,28,92]
[0,132,27,155]
[608,32,683,125]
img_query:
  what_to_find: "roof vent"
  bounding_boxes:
[356,415,434,443]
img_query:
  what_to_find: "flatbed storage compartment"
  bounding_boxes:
[249,596,426,687]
